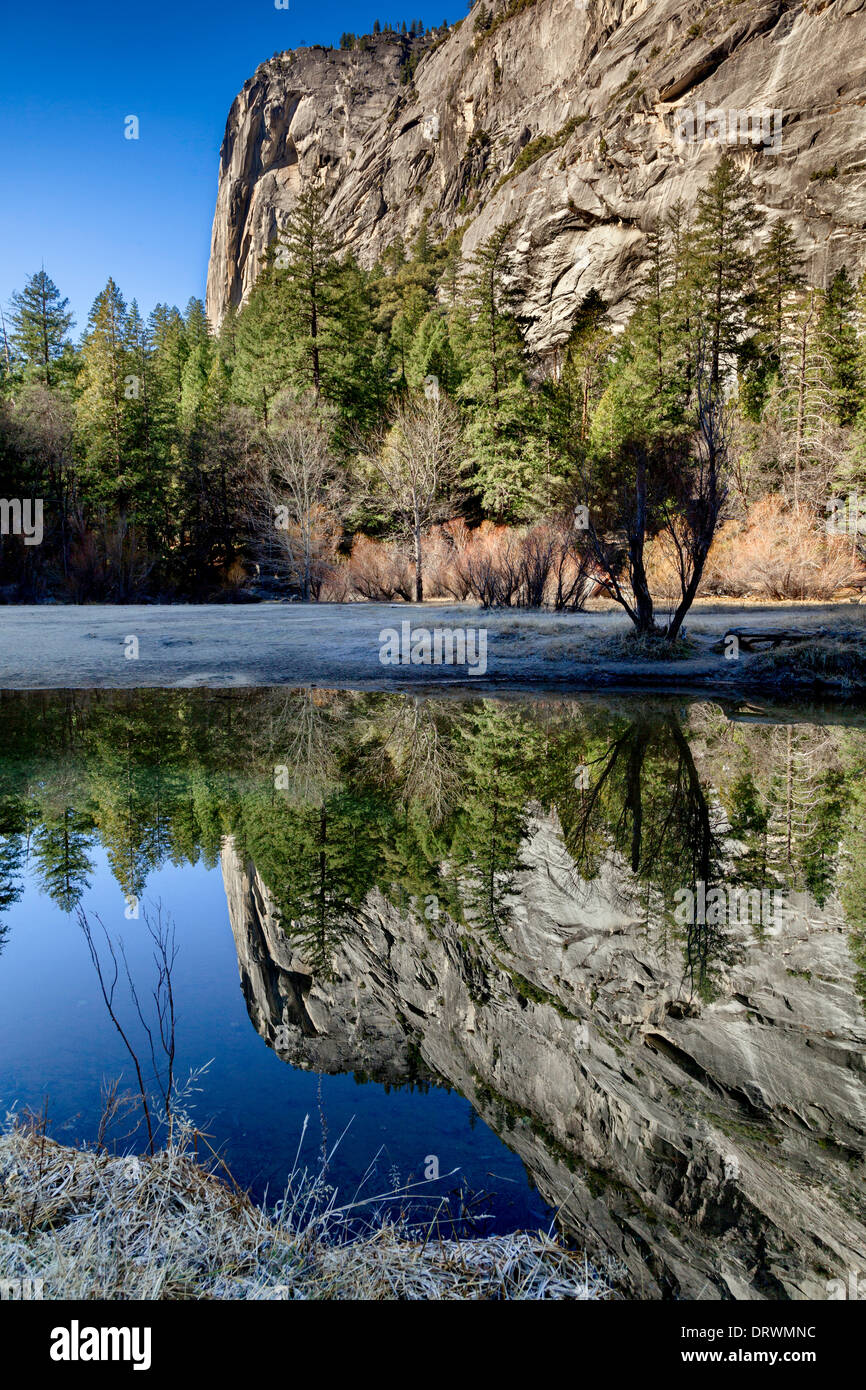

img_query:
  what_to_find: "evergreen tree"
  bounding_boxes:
[819,267,861,427]
[32,807,94,912]
[277,183,339,397]
[739,219,805,418]
[233,260,292,423]
[690,154,765,386]
[76,278,131,508]
[8,269,74,386]
[756,220,805,364]
[458,224,544,517]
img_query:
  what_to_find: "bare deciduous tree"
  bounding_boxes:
[78,903,177,1154]
[360,391,464,602]
[250,391,341,601]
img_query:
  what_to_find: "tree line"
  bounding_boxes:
[2,154,865,627]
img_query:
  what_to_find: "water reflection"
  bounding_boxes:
[1,689,865,1298]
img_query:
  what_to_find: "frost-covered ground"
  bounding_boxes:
[0,600,863,691]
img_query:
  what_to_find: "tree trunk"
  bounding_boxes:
[628,450,655,634]
[413,521,423,603]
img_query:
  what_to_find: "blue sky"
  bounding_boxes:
[1,1,466,336]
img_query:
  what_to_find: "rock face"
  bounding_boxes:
[221,814,866,1301]
[206,0,866,352]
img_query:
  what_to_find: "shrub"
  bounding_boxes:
[702,496,865,600]
[337,536,415,602]
[456,522,594,609]
[322,523,596,609]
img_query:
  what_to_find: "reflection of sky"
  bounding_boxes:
[0,850,550,1231]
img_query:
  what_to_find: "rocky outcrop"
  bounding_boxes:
[221,812,866,1301]
[206,0,866,352]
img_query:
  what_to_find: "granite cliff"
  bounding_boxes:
[221,802,866,1300]
[206,0,866,353]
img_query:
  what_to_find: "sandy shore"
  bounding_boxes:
[0,600,864,692]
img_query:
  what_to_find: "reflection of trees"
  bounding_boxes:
[0,834,24,954]
[558,714,734,998]
[360,697,461,825]
[448,706,542,943]
[838,731,866,1009]
[88,709,182,899]
[763,723,845,906]
[689,706,851,909]
[269,689,339,808]
[243,786,392,978]
[669,719,737,999]
[32,806,95,912]
[0,792,28,952]
[1,690,864,997]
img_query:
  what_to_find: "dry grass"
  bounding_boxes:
[542,630,695,663]
[748,634,866,690]
[0,1120,617,1301]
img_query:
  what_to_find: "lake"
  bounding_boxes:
[1,688,864,1298]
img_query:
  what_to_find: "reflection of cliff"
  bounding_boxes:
[223,814,866,1302]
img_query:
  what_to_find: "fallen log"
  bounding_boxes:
[709,627,825,654]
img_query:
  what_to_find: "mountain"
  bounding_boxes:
[206,0,866,352]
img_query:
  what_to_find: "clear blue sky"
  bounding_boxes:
[1,1,466,337]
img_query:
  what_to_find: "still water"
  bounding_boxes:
[1,689,864,1298]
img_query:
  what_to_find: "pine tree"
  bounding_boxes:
[458,224,544,517]
[756,220,805,363]
[819,267,861,427]
[77,280,170,552]
[778,288,838,508]
[125,299,160,529]
[8,269,74,386]
[690,154,765,386]
[548,289,613,461]
[621,226,688,433]
[233,259,293,423]
[148,303,188,405]
[76,278,130,506]
[739,219,805,419]
[275,183,339,396]
[184,296,211,354]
